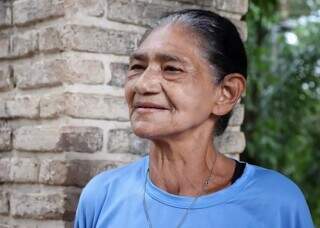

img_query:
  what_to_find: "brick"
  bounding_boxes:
[107,0,172,27]
[40,93,65,118]
[39,160,78,186]
[108,129,129,154]
[12,0,64,26]
[107,128,149,155]
[228,104,244,126]
[65,93,129,121]
[11,192,63,219]
[230,19,247,41]
[107,0,213,27]
[0,190,9,215]
[215,0,248,14]
[14,59,64,90]
[11,157,39,183]
[83,0,105,17]
[165,0,212,5]
[0,127,11,151]
[62,190,80,221]
[0,220,72,228]
[225,153,239,160]
[0,158,11,182]
[71,0,105,17]
[89,160,120,178]
[57,126,103,153]
[39,159,117,187]
[10,191,79,220]
[37,221,74,228]
[39,27,64,53]
[10,31,38,58]
[13,126,61,152]
[15,59,105,89]
[215,10,242,20]
[0,1,11,28]
[63,25,141,55]
[109,62,128,87]
[0,33,10,58]
[0,101,7,118]
[214,131,245,154]
[5,96,39,118]
[0,65,13,91]
[65,59,105,84]
[0,219,10,228]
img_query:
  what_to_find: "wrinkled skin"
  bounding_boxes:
[125,23,246,196]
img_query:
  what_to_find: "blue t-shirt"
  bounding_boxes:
[74,155,314,228]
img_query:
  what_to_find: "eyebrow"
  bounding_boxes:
[129,52,187,64]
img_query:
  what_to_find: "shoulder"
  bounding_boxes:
[77,156,147,213]
[81,156,147,200]
[247,164,307,205]
[74,156,147,227]
[244,164,314,227]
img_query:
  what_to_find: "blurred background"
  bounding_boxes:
[243,0,320,225]
[0,0,318,226]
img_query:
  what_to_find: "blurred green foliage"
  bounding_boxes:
[243,0,320,225]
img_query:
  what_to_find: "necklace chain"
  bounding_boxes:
[143,155,217,228]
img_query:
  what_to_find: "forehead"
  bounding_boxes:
[133,23,202,61]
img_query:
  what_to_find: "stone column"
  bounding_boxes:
[0,0,248,227]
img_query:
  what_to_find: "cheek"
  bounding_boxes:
[124,81,134,109]
[169,83,214,116]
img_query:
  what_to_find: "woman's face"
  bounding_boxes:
[125,23,219,139]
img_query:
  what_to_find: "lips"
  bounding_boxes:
[133,101,169,111]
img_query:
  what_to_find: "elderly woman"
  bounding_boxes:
[74,9,314,228]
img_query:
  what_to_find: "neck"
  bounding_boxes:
[148,122,235,196]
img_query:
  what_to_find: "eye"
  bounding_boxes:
[129,64,145,71]
[163,65,182,72]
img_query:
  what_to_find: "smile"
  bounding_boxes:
[133,101,169,113]
[135,107,168,113]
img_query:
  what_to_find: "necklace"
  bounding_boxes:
[143,155,218,228]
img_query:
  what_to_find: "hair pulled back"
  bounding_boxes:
[139,9,247,135]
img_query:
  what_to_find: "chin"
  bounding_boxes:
[132,125,158,139]
[131,121,167,139]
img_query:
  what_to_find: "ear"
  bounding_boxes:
[212,73,246,116]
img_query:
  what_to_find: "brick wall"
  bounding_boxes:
[0,0,248,227]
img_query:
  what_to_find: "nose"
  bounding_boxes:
[133,67,161,95]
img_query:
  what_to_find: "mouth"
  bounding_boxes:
[133,102,169,113]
